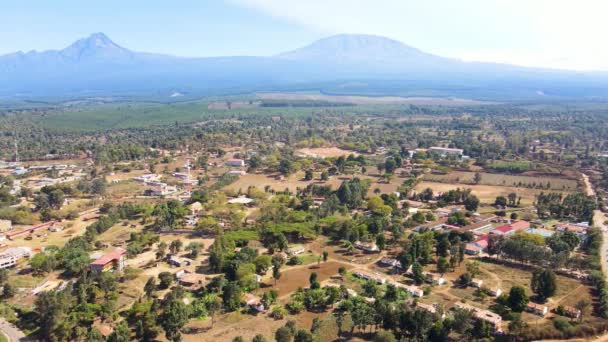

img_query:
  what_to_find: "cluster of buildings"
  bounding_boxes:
[453,302,503,333]
[7,163,79,177]
[408,146,466,159]
[0,247,32,269]
[1,221,61,241]
[133,173,178,196]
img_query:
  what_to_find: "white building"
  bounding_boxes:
[225,159,245,167]
[0,247,32,269]
[429,147,464,157]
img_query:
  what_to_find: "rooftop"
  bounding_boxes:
[91,248,126,266]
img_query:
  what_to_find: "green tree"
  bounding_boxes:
[304,170,314,181]
[253,334,267,342]
[108,321,130,342]
[437,257,449,275]
[309,272,320,289]
[158,272,173,289]
[464,194,480,211]
[144,277,157,297]
[275,326,294,342]
[374,330,397,342]
[294,329,313,342]
[412,262,424,284]
[159,300,190,342]
[376,234,386,251]
[169,239,183,255]
[531,268,557,302]
[508,286,529,312]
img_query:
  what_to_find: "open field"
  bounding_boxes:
[296,147,358,158]
[227,172,406,197]
[261,261,352,297]
[413,181,573,206]
[423,171,579,191]
[257,92,495,106]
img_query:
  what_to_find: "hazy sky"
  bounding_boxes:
[2,0,607,70]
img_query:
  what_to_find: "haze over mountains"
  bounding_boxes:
[2,32,608,100]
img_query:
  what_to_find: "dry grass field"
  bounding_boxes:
[296,147,358,158]
[423,171,579,191]
[257,92,494,106]
[227,172,406,197]
[413,181,572,206]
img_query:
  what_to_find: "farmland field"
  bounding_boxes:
[423,171,579,191]
[413,181,573,206]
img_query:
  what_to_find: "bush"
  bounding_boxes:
[270,305,287,320]
[553,317,573,334]
[287,256,303,266]
[286,300,304,314]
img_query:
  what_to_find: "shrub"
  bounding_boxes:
[270,305,287,320]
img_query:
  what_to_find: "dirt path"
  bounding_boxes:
[582,173,596,196]
[594,210,608,282]
[0,317,28,342]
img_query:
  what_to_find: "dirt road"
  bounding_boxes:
[0,318,27,341]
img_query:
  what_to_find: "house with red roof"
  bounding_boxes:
[490,220,530,236]
[90,248,127,273]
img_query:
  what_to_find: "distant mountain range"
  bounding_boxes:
[2,32,608,101]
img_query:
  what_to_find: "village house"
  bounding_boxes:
[405,285,424,297]
[0,247,32,269]
[184,215,198,226]
[525,228,555,238]
[168,255,193,267]
[378,257,401,268]
[414,217,449,232]
[527,302,549,316]
[243,293,265,312]
[561,306,581,320]
[416,302,445,318]
[465,238,488,255]
[178,273,207,288]
[225,158,245,167]
[429,146,464,157]
[90,248,127,273]
[435,205,462,217]
[424,272,446,285]
[470,278,483,288]
[353,270,386,284]
[147,182,177,196]
[488,288,502,297]
[555,223,587,238]
[459,221,493,234]
[490,220,531,236]
[465,243,483,255]
[354,240,379,253]
[454,302,502,333]
[286,246,306,256]
[132,173,161,183]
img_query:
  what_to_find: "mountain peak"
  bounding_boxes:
[276,33,440,63]
[60,32,131,60]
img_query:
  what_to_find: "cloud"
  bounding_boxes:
[231,0,608,70]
